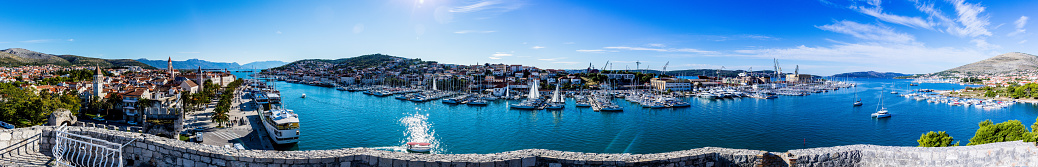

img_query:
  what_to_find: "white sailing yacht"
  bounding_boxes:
[545,83,564,110]
[872,90,891,118]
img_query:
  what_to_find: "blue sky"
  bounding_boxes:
[0,0,1034,75]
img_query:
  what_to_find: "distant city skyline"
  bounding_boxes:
[0,0,1034,75]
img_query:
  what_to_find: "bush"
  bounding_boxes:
[917,131,958,147]
[967,120,1028,145]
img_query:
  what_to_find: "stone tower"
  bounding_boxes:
[94,66,104,99]
[168,57,175,78]
[198,66,204,90]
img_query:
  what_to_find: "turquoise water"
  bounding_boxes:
[236,73,1038,154]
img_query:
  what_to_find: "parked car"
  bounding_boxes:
[233,143,245,150]
[195,132,204,142]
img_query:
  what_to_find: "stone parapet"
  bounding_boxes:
[2,126,1037,167]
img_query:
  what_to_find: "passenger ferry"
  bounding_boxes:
[262,107,300,144]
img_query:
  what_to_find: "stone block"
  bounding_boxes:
[0,132,10,141]
[340,162,352,167]
[393,159,407,167]
[255,157,273,163]
[521,157,535,167]
[409,160,423,167]
[378,157,393,167]
[213,158,227,166]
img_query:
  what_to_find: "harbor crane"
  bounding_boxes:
[661,61,669,77]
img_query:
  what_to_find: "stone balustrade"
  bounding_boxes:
[2,126,1037,167]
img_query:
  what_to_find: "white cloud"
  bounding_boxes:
[604,46,667,52]
[276,31,282,34]
[488,57,502,59]
[744,35,776,40]
[20,39,52,43]
[1009,16,1028,36]
[454,30,496,34]
[178,52,201,54]
[1020,40,1028,44]
[851,3,934,29]
[537,57,566,61]
[946,0,991,38]
[646,43,666,47]
[816,20,915,43]
[576,49,607,53]
[730,42,987,73]
[563,42,575,45]
[551,62,580,64]
[491,52,513,58]
[531,46,545,49]
[67,39,74,42]
[603,46,718,54]
[353,24,365,34]
[450,0,523,13]
[971,38,999,50]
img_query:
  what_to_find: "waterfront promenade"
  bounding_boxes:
[187,85,275,150]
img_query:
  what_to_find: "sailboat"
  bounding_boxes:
[853,87,863,106]
[509,80,541,109]
[872,90,891,118]
[889,83,898,94]
[545,83,565,110]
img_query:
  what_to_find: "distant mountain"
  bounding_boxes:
[241,61,288,69]
[274,54,415,70]
[138,58,288,70]
[941,52,1038,75]
[0,48,155,69]
[831,71,910,78]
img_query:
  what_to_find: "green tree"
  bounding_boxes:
[1013,86,1027,99]
[967,120,1029,145]
[917,131,959,147]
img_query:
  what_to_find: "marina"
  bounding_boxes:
[236,72,1038,154]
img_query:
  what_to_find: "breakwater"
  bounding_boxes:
[2,126,1036,167]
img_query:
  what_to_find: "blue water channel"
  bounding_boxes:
[235,73,1038,154]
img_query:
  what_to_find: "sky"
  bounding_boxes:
[0,0,1034,75]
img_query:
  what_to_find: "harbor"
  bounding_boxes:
[234,71,1038,154]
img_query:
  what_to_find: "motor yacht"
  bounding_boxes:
[406,142,432,152]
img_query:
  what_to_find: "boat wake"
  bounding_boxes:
[399,113,439,153]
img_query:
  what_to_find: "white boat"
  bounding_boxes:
[301,93,306,98]
[853,87,863,106]
[406,142,432,152]
[871,108,891,118]
[262,108,300,144]
[545,84,565,110]
[872,92,891,118]
[467,99,488,106]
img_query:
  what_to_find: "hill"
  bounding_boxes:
[274,54,417,70]
[138,58,288,69]
[242,61,289,69]
[0,48,155,68]
[940,52,1038,75]
[831,71,910,78]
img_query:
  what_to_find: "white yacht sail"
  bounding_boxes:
[551,84,562,103]
[528,80,540,99]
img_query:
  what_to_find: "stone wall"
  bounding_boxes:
[788,141,1038,166]
[2,126,1037,167]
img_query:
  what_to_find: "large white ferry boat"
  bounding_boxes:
[262,107,300,144]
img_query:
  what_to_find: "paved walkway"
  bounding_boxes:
[189,86,274,150]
